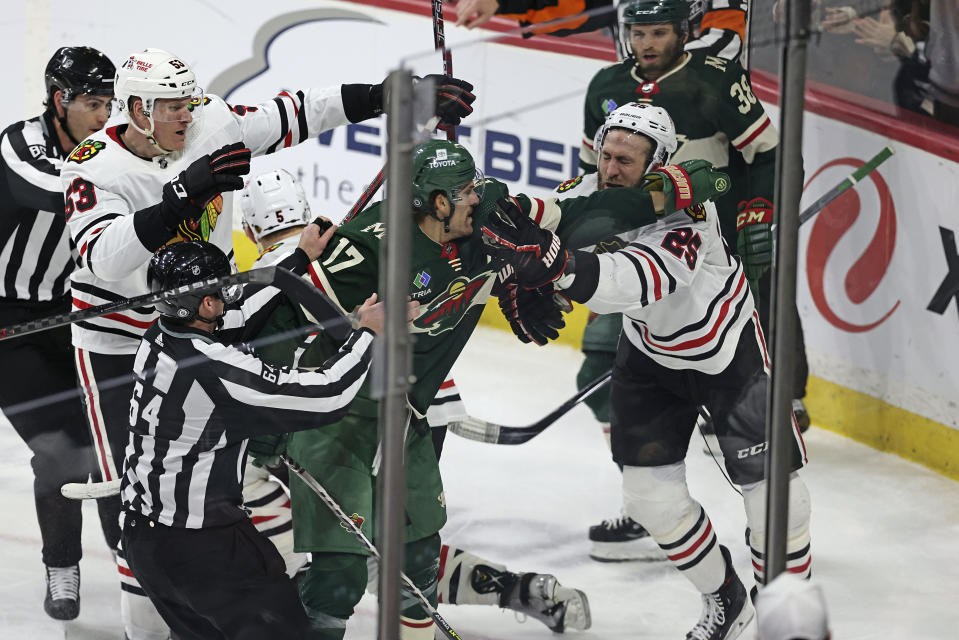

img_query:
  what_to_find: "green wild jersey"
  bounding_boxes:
[273,177,662,415]
[580,51,779,246]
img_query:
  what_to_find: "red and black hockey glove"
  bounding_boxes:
[481,197,570,290]
[736,197,774,285]
[498,277,572,346]
[418,74,476,132]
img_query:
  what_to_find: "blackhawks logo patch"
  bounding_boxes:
[555,175,583,193]
[684,203,707,221]
[165,195,223,246]
[67,139,105,164]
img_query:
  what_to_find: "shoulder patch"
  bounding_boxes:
[261,242,282,255]
[555,175,583,193]
[684,203,707,221]
[601,98,618,115]
[67,139,106,164]
[188,95,212,112]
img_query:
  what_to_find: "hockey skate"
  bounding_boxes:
[44,564,80,620]
[588,513,665,562]
[686,546,753,640]
[499,572,591,633]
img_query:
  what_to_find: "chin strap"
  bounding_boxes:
[128,114,175,156]
[52,107,82,148]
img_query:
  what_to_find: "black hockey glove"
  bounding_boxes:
[498,279,572,346]
[736,197,774,290]
[481,197,571,290]
[159,142,251,230]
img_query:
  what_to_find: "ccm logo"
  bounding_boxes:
[737,442,768,459]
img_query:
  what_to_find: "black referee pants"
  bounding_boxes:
[122,511,311,640]
[0,297,91,567]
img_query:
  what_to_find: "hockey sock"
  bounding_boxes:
[117,546,170,640]
[400,616,435,639]
[655,505,727,594]
[437,544,515,606]
[743,474,812,587]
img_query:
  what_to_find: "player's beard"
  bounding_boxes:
[634,37,685,80]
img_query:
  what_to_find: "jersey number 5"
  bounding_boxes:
[662,227,702,270]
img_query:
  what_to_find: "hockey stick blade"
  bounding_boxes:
[282,455,464,639]
[0,266,276,341]
[61,479,121,500]
[449,369,612,445]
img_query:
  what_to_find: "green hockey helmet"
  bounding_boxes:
[410,139,483,213]
[621,0,690,34]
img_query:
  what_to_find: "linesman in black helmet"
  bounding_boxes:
[0,45,114,621]
[120,237,400,639]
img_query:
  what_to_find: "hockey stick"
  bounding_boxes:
[448,147,896,446]
[448,368,613,445]
[432,0,455,142]
[282,455,464,640]
[61,478,121,500]
[797,145,894,226]
[0,267,276,341]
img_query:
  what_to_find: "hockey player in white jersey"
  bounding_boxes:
[240,168,591,633]
[60,48,474,640]
[481,103,813,640]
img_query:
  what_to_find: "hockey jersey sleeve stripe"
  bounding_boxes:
[294,90,309,146]
[581,134,594,150]
[531,197,545,224]
[439,379,456,390]
[732,114,772,151]
[630,243,678,294]
[619,251,651,307]
[75,213,122,245]
[307,262,346,312]
[639,271,747,351]
[625,248,663,302]
[72,297,156,329]
[267,96,291,154]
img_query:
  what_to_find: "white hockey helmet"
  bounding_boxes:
[115,49,202,150]
[240,169,312,244]
[594,102,678,173]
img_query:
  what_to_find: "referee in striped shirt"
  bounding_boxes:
[0,46,114,620]
[119,237,391,639]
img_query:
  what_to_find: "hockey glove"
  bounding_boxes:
[481,197,571,289]
[247,432,289,469]
[641,159,731,214]
[418,74,476,131]
[160,142,251,230]
[736,197,775,285]
[498,279,572,346]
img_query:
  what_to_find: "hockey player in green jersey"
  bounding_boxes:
[249,138,730,638]
[577,0,811,559]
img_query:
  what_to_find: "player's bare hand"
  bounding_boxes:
[821,7,857,34]
[297,218,337,261]
[454,0,499,28]
[355,294,420,335]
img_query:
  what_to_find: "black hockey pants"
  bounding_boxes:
[0,297,92,567]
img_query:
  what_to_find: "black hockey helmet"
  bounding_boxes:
[621,0,691,35]
[44,46,116,110]
[147,241,240,322]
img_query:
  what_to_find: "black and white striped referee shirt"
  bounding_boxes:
[0,112,75,302]
[121,308,373,529]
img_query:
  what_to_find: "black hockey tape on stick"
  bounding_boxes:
[0,267,277,341]
[448,368,613,445]
[798,145,894,226]
[282,455,464,640]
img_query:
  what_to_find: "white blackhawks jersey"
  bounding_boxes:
[62,87,346,354]
[568,201,754,374]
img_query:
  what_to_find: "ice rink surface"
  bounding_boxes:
[1,325,957,639]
